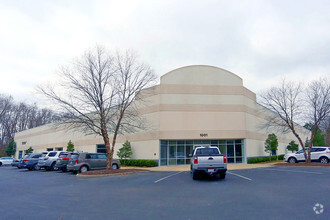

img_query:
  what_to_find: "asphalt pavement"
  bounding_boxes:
[0,166,329,220]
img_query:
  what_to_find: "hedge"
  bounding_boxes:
[248,154,284,164]
[119,159,158,167]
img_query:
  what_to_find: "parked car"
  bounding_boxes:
[37,151,67,171]
[190,146,227,180]
[55,152,73,172]
[16,154,31,169]
[284,147,330,164]
[67,152,121,174]
[23,153,44,171]
[11,159,20,167]
[0,157,13,166]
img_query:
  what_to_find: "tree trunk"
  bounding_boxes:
[292,129,308,161]
[307,129,317,164]
[100,115,113,170]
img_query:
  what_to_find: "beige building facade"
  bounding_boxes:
[15,65,309,165]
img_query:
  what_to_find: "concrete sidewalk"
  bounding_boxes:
[122,162,279,172]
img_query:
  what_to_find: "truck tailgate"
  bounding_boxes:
[197,156,224,167]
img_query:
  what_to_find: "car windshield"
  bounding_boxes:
[195,148,220,156]
[22,155,30,159]
[59,154,68,158]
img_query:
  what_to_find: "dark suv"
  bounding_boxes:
[67,152,120,174]
[55,152,73,172]
[23,153,46,171]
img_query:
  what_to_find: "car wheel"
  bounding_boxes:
[62,167,67,172]
[288,157,297,164]
[50,162,57,171]
[319,157,329,164]
[33,164,40,171]
[79,165,88,173]
[45,167,50,171]
[0,162,2,166]
[219,173,226,180]
[72,170,78,174]
[112,164,118,169]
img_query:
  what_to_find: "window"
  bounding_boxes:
[48,152,57,157]
[97,154,107,159]
[19,151,23,159]
[22,141,27,145]
[96,144,106,153]
[47,148,54,151]
[195,148,220,156]
[86,154,97,159]
[59,153,68,158]
[55,147,63,151]
[70,154,79,159]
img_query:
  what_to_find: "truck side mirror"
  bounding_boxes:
[188,154,192,157]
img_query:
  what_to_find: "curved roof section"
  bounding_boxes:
[160,65,243,86]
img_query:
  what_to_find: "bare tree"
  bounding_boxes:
[260,78,330,163]
[259,80,308,159]
[0,93,58,152]
[305,78,330,162]
[37,46,156,169]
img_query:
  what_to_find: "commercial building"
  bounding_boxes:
[15,65,309,164]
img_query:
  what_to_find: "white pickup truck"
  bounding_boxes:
[190,146,227,180]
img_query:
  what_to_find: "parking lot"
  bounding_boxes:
[0,166,329,220]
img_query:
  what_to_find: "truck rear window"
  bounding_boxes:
[195,148,220,156]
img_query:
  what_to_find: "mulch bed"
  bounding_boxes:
[78,168,149,176]
[273,163,330,167]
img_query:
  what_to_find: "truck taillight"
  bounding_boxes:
[75,160,79,164]
[62,157,69,161]
[224,156,227,163]
[194,157,198,164]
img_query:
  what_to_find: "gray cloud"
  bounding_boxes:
[0,0,329,103]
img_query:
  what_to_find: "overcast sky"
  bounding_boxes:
[0,0,329,104]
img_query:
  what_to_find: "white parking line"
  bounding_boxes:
[227,172,252,181]
[154,171,184,183]
[265,168,323,175]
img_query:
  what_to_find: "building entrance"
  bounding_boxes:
[160,139,245,166]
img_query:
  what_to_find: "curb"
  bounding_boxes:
[76,171,150,178]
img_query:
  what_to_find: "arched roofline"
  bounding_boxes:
[160,65,243,81]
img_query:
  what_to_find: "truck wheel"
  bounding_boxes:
[219,173,226,180]
[192,171,198,180]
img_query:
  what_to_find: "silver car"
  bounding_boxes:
[37,151,67,171]
[67,152,121,174]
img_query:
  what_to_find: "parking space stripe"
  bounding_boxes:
[227,172,252,181]
[264,168,323,174]
[154,171,184,183]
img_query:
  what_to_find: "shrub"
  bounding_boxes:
[248,154,285,164]
[119,159,158,167]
